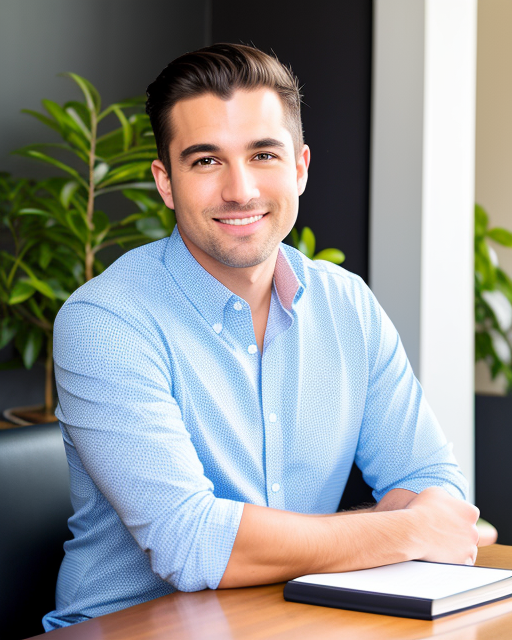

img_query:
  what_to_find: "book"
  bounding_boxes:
[283,560,512,619]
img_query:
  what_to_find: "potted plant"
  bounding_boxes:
[0,73,172,425]
[475,203,512,389]
[474,203,512,544]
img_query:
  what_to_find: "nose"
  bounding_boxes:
[221,161,260,205]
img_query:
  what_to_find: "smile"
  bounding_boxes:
[216,214,265,226]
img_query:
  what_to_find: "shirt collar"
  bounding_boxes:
[164,226,305,327]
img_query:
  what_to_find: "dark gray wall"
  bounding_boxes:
[213,0,373,282]
[0,0,210,177]
[0,0,210,413]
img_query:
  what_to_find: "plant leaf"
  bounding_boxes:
[65,106,91,140]
[9,280,36,304]
[108,147,157,165]
[38,242,53,269]
[113,106,132,152]
[60,180,80,209]
[92,210,110,245]
[488,227,512,247]
[45,278,71,302]
[66,210,90,243]
[301,227,316,256]
[313,248,346,264]
[64,101,91,130]
[29,276,56,299]
[136,217,168,240]
[96,162,150,188]
[13,149,88,188]
[18,208,51,217]
[93,162,110,185]
[475,204,489,238]
[117,212,147,226]
[0,317,18,349]
[121,189,160,212]
[63,73,101,113]
[22,327,44,369]
[97,96,146,122]
[96,181,157,196]
[20,109,61,133]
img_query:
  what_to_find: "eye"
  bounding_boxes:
[254,153,276,161]
[193,157,218,166]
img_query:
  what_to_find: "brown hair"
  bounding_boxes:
[145,43,304,173]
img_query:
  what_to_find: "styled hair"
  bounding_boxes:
[145,43,304,173]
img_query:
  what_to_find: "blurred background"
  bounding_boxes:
[1,0,512,540]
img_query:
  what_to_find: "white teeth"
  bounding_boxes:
[217,214,264,226]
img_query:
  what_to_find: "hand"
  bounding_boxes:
[406,487,480,565]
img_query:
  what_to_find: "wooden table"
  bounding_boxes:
[34,545,512,640]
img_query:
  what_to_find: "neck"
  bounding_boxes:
[180,234,278,311]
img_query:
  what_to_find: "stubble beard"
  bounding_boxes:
[200,201,286,269]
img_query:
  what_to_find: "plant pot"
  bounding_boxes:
[3,404,57,426]
[475,392,512,545]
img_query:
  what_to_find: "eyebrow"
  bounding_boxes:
[179,138,287,163]
[247,138,286,151]
[179,143,220,162]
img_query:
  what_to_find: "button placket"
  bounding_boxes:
[261,340,285,509]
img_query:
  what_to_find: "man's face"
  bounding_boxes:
[152,88,310,270]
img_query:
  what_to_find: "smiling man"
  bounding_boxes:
[44,44,482,631]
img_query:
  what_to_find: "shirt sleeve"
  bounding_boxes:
[354,285,469,502]
[53,300,244,592]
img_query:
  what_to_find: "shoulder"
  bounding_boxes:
[280,242,378,316]
[55,238,171,340]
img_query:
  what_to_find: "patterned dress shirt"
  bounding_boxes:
[43,226,467,630]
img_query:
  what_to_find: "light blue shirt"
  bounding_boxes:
[43,226,467,630]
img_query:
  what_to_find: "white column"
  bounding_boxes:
[370,0,477,499]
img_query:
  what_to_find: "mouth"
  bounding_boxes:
[214,213,268,227]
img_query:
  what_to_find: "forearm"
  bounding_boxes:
[218,502,418,588]
[309,488,416,517]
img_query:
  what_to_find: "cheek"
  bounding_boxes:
[172,174,218,213]
[263,169,299,200]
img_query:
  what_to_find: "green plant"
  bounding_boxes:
[289,226,345,264]
[475,204,512,391]
[0,74,171,417]
[0,172,81,417]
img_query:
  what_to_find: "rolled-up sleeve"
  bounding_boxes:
[54,301,244,592]
[354,288,469,503]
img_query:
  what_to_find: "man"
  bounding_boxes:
[43,43,481,631]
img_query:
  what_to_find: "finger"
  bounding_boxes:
[476,521,498,547]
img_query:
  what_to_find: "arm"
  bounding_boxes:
[311,488,414,516]
[352,286,469,503]
[54,302,243,592]
[219,487,479,588]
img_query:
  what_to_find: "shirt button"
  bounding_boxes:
[269,413,277,423]
[213,323,222,334]
[233,301,243,311]
[247,344,258,354]
[271,483,281,493]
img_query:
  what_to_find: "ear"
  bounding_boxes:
[151,160,175,210]
[296,144,310,196]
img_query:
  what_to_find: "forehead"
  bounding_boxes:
[169,88,292,149]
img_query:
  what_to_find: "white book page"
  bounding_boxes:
[293,562,512,600]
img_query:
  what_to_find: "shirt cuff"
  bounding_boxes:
[202,498,245,591]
